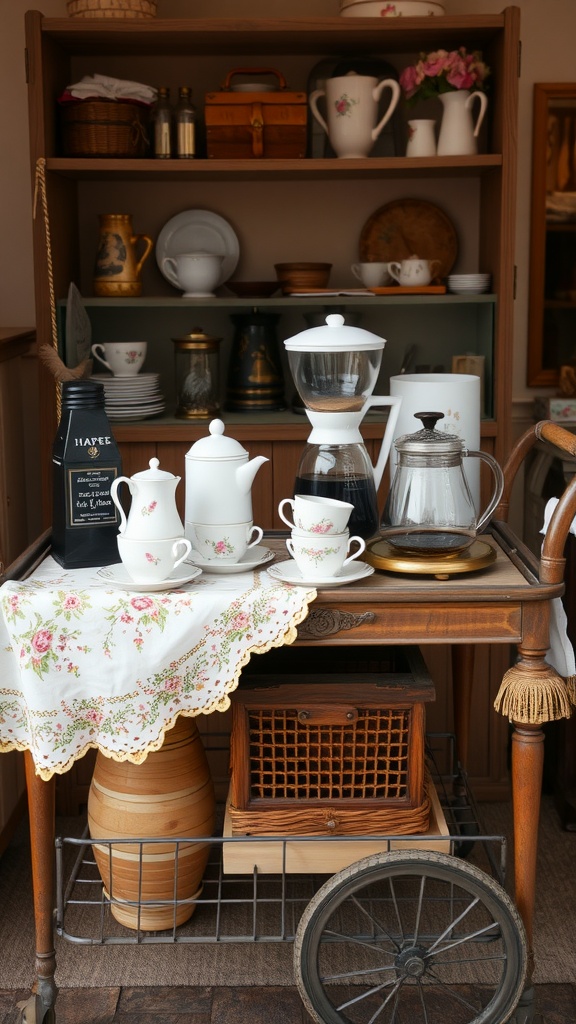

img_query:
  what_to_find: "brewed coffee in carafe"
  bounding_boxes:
[295,437,380,539]
[283,314,401,539]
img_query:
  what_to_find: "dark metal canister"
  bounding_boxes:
[226,312,285,411]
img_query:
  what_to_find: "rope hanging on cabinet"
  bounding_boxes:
[33,157,93,421]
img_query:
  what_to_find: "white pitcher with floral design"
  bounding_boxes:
[111,457,185,539]
[309,71,400,158]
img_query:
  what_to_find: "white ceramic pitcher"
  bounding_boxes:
[110,458,185,539]
[437,89,488,156]
[309,72,401,158]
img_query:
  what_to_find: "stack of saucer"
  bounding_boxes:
[90,373,165,421]
[447,274,491,295]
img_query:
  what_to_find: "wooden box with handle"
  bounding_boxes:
[205,67,307,159]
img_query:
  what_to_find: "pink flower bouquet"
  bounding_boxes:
[400,47,490,104]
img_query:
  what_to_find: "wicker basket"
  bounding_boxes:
[60,99,150,157]
[228,646,435,837]
[67,0,157,17]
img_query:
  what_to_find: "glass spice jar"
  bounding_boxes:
[152,85,172,158]
[175,85,196,158]
[172,327,221,418]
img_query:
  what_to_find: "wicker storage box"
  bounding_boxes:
[205,68,307,159]
[223,771,450,875]
[229,646,435,837]
[59,99,150,157]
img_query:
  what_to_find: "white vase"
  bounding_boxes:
[406,119,436,157]
[437,89,488,157]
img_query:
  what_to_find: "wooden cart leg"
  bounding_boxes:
[511,719,544,985]
[451,642,474,773]
[21,752,57,1024]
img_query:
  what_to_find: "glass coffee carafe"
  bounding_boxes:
[283,314,401,539]
[381,411,504,555]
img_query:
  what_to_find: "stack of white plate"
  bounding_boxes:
[447,274,491,295]
[91,373,165,421]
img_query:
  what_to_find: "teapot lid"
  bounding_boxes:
[186,419,248,461]
[394,412,464,455]
[131,457,177,480]
[284,313,385,352]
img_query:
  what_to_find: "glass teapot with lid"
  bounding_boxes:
[381,411,504,555]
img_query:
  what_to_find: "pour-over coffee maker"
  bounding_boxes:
[283,313,401,538]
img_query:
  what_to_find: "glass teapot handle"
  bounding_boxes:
[464,450,504,532]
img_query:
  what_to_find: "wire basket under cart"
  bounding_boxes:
[55,735,528,1024]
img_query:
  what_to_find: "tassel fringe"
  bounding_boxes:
[494,663,573,723]
[565,674,576,705]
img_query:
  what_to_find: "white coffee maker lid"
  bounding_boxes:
[283,313,386,352]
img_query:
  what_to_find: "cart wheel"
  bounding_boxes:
[294,849,527,1024]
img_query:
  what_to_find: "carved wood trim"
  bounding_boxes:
[297,608,376,639]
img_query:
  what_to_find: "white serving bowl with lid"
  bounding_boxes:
[340,0,446,16]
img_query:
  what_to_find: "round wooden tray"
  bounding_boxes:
[365,537,496,578]
[359,198,458,280]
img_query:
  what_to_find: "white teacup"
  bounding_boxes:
[286,530,365,578]
[91,341,147,377]
[162,252,224,297]
[387,257,441,288]
[278,494,354,535]
[351,262,391,288]
[189,521,264,563]
[117,535,192,584]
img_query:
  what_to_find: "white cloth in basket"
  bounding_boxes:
[67,73,157,105]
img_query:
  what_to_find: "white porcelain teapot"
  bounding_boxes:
[111,458,184,539]
[185,419,268,529]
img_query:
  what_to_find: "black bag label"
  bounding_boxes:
[67,467,120,527]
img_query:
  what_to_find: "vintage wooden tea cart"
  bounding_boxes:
[2,420,576,1024]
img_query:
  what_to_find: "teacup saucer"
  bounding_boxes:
[97,563,202,592]
[266,559,374,588]
[187,545,275,574]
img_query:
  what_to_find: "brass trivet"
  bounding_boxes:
[365,537,497,579]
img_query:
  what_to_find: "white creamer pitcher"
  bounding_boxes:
[111,458,184,539]
[185,419,268,529]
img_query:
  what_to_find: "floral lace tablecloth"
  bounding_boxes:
[0,556,316,780]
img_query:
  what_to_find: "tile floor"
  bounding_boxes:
[2,983,576,1023]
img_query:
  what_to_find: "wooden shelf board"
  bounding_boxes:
[39,15,507,58]
[45,155,502,182]
[57,294,496,309]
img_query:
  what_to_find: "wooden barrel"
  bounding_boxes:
[87,717,215,930]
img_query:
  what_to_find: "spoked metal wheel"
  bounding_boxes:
[294,850,527,1024]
